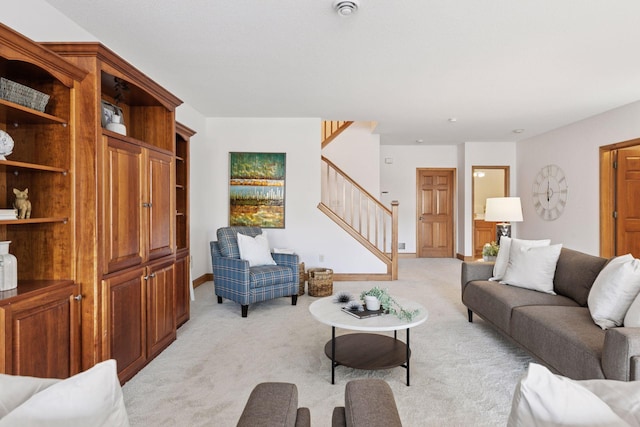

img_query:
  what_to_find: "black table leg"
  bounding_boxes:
[406,328,410,386]
[331,326,336,384]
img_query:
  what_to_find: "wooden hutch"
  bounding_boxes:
[0,23,192,383]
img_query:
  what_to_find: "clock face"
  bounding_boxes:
[532,164,568,221]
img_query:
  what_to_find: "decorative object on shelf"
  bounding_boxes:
[482,241,499,261]
[229,152,286,228]
[484,197,523,245]
[0,129,13,162]
[0,77,50,112]
[0,209,17,220]
[0,129,14,160]
[360,286,420,321]
[105,113,127,135]
[100,100,124,128]
[113,77,129,105]
[532,164,568,221]
[13,188,31,219]
[0,241,17,291]
[333,290,354,304]
[307,268,333,296]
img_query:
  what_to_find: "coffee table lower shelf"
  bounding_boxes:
[324,331,412,385]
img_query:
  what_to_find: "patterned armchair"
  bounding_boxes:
[210,226,299,317]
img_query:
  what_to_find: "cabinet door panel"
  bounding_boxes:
[104,268,146,382]
[147,262,176,358]
[147,150,174,261]
[175,255,190,327]
[104,138,144,273]
[7,284,78,378]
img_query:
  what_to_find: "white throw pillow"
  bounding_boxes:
[237,231,276,267]
[501,244,562,294]
[624,291,640,327]
[0,375,59,418]
[588,254,640,330]
[0,359,130,427]
[491,237,551,281]
[508,363,636,427]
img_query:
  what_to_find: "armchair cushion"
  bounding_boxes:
[217,226,262,259]
[251,265,296,288]
[237,232,276,267]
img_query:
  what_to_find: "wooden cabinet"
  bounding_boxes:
[0,24,86,376]
[0,280,80,377]
[474,219,497,258]
[45,41,184,380]
[174,254,190,327]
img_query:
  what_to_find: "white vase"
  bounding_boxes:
[0,241,17,291]
[364,295,380,311]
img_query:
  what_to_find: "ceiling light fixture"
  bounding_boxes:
[448,118,457,123]
[333,0,359,16]
[513,129,525,134]
[416,139,424,144]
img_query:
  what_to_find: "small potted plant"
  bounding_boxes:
[482,241,500,261]
[360,286,420,321]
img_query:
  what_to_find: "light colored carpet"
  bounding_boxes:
[123,258,534,426]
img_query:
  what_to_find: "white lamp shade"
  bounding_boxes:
[484,197,523,222]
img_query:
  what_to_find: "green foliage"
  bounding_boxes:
[482,241,500,257]
[360,286,420,322]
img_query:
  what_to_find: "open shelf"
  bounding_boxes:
[0,98,67,125]
[0,160,67,174]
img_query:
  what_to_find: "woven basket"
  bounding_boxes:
[308,268,333,297]
[298,262,306,296]
[0,78,50,112]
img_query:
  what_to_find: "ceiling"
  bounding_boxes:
[44,0,640,145]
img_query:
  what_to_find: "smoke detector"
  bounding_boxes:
[333,0,359,16]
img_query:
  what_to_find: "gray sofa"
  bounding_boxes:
[237,382,310,427]
[461,247,640,381]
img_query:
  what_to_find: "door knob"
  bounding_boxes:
[74,294,82,301]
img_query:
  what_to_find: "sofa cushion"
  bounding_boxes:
[491,237,551,281]
[501,244,562,294]
[237,231,276,267]
[554,248,607,306]
[250,265,295,288]
[237,382,299,427]
[510,306,605,380]
[462,281,578,334]
[217,226,262,259]
[508,363,640,427]
[588,254,640,330]
[0,359,129,427]
[624,291,640,327]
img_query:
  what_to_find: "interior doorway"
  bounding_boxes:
[416,168,455,258]
[600,138,640,258]
[472,166,510,258]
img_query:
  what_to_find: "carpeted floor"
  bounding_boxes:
[122,258,534,426]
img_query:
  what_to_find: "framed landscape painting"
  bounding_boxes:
[229,152,286,228]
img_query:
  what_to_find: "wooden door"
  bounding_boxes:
[416,169,454,257]
[103,267,146,383]
[3,283,79,377]
[147,149,174,261]
[174,254,190,328]
[146,260,176,359]
[616,147,640,257]
[474,220,497,258]
[104,137,144,273]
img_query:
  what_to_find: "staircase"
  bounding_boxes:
[318,121,398,280]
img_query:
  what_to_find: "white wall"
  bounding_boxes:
[322,122,380,196]
[205,118,385,275]
[380,145,458,254]
[517,100,640,255]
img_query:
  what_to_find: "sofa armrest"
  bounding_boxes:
[237,382,300,427]
[272,253,299,272]
[342,379,402,427]
[602,327,640,381]
[461,261,495,291]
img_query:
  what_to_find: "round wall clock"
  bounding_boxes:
[532,164,568,221]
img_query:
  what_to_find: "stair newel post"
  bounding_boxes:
[391,200,399,280]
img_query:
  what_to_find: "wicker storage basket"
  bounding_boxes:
[298,262,306,296]
[0,78,50,112]
[307,268,333,297]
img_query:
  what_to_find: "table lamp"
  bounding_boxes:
[484,197,523,244]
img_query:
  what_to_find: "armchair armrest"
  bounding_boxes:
[272,253,299,272]
[461,261,495,292]
[211,256,251,292]
[602,326,640,381]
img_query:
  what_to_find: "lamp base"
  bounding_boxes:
[496,223,511,245]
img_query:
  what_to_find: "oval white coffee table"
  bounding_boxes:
[309,295,428,386]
